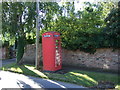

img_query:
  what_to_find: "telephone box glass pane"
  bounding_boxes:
[55,40,61,66]
[55,40,59,49]
[54,35,60,37]
[43,35,51,37]
[55,49,60,66]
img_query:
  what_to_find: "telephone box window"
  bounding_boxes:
[54,35,59,37]
[43,35,51,37]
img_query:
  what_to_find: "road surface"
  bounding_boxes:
[0,58,16,68]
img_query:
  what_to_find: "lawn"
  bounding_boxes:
[0,63,119,89]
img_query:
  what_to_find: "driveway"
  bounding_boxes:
[0,71,86,89]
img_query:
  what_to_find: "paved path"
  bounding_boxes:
[0,71,86,89]
[0,58,16,68]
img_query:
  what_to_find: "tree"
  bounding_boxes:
[2,2,61,63]
[104,1,120,48]
[2,2,37,63]
[41,2,116,53]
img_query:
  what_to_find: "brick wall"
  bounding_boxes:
[62,49,119,71]
[22,44,119,71]
[22,44,42,64]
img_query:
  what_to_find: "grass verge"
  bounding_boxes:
[0,63,119,89]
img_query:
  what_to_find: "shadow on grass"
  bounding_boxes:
[70,70,120,87]
[66,74,96,87]
[43,71,97,87]
[64,73,97,87]
[2,63,40,77]
[18,65,40,77]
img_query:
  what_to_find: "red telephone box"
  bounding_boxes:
[42,31,62,72]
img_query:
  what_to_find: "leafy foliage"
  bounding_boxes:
[104,1,120,48]
[41,2,117,53]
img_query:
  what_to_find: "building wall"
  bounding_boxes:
[22,44,119,71]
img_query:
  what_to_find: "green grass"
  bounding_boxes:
[0,63,119,89]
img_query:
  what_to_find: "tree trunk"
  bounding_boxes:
[16,35,26,64]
